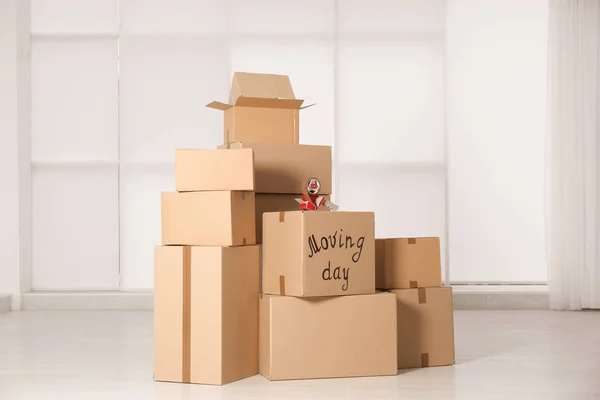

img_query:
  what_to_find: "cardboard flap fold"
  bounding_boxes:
[231,72,295,102]
[299,103,316,110]
[206,101,232,111]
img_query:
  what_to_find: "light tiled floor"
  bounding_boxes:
[0,310,599,400]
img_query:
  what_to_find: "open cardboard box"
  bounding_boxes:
[207,72,314,144]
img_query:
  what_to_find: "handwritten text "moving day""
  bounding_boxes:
[307,230,365,291]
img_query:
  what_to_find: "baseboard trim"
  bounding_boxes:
[16,286,549,311]
[21,291,153,310]
[452,285,549,310]
[0,294,11,314]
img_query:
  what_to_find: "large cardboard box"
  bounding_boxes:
[259,292,398,381]
[175,148,254,192]
[254,194,330,244]
[390,287,455,369]
[207,72,312,144]
[262,211,375,297]
[161,191,255,246]
[219,142,332,194]
[375,237,442,289]
[154,245,259,385]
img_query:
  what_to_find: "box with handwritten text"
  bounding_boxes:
[261,210,375,297]
[154,245,259,385]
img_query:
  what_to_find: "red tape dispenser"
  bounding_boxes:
[295,177,339,211]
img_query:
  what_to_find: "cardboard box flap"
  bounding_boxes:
[231,72,295,102]
[234,96,305,109]
[207,97,307,111]
[206,101,232,111]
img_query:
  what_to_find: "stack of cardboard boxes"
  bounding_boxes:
[153,72,454,385]
[209,72,332,247]
[155,148,259,385]
[376,238,455,369]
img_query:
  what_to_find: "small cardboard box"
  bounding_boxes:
[219,142,332,194]
[254,194,330,244]
[390,287,455,369]
[154,245,259,385]
[259,292,398,381]
[161,191,255,246]
[207,72,313,144]
[262,211,375,297]
[376,237,442,289]
[175,148,254,192]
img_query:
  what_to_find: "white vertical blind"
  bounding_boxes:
[30,0,449,290]
[118,0,229,289]
[31,0,118,34]
[29,0,547,290]
[32,167,119,289]
[446,0,548,282]
[30,0,119,290]
[31,39,119,162]
[336,0,447,279]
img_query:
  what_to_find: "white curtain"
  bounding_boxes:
[546,0,600,310]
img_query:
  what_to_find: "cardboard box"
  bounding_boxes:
[219,142,332,194]
[254,194,330,244]
[175,148,254,192]
[262,211,375,297]
[206,72,313,144]
[154,245,259,385]
[375,237,442,289]
[259,292,398,381]
[390,287,455,369]
[161,191,255,246]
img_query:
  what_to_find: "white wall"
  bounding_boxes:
[446,0,548,282]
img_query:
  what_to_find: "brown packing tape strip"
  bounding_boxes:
[418,287,427,304]
[408,238,417,244]
[241,192,246,200]
[182,247,192,383]
[421,353,430,367]
[242,238,247,245]
[279,212,285,223]
[409,280,418,288]
[279,275,286,296]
